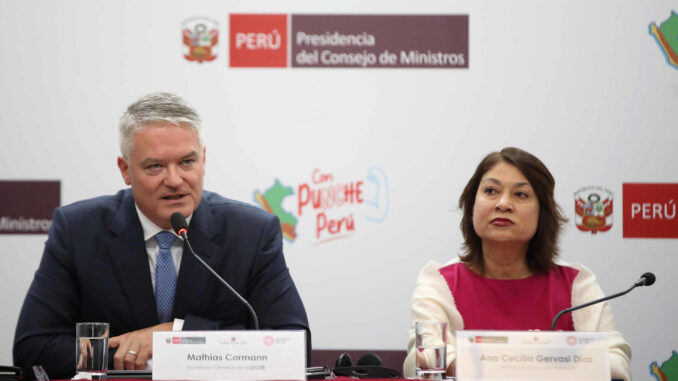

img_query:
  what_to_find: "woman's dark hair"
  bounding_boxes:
[458,147,568,274]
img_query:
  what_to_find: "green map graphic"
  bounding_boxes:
[254,179,298,242]
[659,13,678,54]
[651,350,678,381]
[650,11,678,69]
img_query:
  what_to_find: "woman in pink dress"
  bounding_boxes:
[404,147,631,380]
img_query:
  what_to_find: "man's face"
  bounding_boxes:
[117,123,205,229]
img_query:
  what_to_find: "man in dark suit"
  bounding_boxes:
[13,93,310,379]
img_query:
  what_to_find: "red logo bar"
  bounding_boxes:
[623,183,678,238]
[229,14,287,67]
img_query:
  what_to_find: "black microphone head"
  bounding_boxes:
[356,353,383,367]
[334,352,352,368]
[170,212,189,235]
[641,272,656,286]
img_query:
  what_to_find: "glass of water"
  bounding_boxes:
[415,322,447,379]
[76,322,109,379]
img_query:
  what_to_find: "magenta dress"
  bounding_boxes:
[439,262,579,331]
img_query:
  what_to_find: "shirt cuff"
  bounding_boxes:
[172,318,184,331]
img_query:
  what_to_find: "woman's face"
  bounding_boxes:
[472,161,540,246]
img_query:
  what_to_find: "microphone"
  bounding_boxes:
[170,212,260,330]
[332,353,401,379]
[551,272,656,331]
[634,272,656,287]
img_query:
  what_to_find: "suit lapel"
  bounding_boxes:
[105,191,159,328]
[174,198,222,318]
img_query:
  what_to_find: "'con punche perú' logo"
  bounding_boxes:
[253,167,388,245]
[574,186,613,234]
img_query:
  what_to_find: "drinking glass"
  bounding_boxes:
[76,322,109,379]
[415,322,447,379]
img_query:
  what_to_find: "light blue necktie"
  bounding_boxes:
[155,231,177,323]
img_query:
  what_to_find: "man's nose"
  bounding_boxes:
[164,165,183,187]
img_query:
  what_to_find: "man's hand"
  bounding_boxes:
[76,338,93,370]
[108,322,173,370]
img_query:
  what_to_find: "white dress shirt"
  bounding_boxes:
[135,204,190,331]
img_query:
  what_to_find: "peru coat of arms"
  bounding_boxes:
[182,17,219,63]
[575,186,614,234]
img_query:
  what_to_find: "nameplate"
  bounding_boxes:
[152,330,306,380]
[456,330,610,381]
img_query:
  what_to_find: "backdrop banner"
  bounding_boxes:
[0,2,676,379]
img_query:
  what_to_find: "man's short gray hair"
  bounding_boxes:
[119,92,204,159]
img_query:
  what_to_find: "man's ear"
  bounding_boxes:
[117,156,132,185]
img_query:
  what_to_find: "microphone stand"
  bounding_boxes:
[179,230,260,330]
[550,283,639,331]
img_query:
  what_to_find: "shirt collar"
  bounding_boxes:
[134,204,193,242]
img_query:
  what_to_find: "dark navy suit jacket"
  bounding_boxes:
[13,189,310,379]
